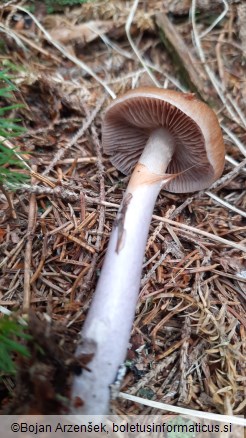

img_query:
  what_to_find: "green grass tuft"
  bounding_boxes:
[0,69,29,188]
[0,316,32,378]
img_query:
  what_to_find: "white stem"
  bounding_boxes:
[72,129,174,414]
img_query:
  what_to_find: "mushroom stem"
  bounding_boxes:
[72,128,175,414]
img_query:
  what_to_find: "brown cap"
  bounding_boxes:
[102,87,225,193]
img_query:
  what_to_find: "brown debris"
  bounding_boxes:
[0,0,245,418]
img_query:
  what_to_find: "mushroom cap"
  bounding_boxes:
[102,87,225,193]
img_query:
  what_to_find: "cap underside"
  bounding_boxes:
[102,96,218,193]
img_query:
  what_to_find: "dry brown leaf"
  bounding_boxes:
[49,20,113,45]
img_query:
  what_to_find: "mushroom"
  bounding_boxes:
[72,87,225,414]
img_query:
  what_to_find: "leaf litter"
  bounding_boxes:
[0,0,245,419]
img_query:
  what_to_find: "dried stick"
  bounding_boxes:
[155,13,206,97]
[125,0,160,87]
[0,236,26,269]
[74,125,106,302]
[152,216,246,253]
[179,316,191,404]
[141,247,171,287]
[119,392,246,426]
[23,166,37,313]
[221,124,246,158]
[205,191,246,217]
[0,184,16,219]
[191,0,246,128]
[170,158,246,219]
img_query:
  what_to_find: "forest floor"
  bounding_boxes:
[0,0,245,420]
